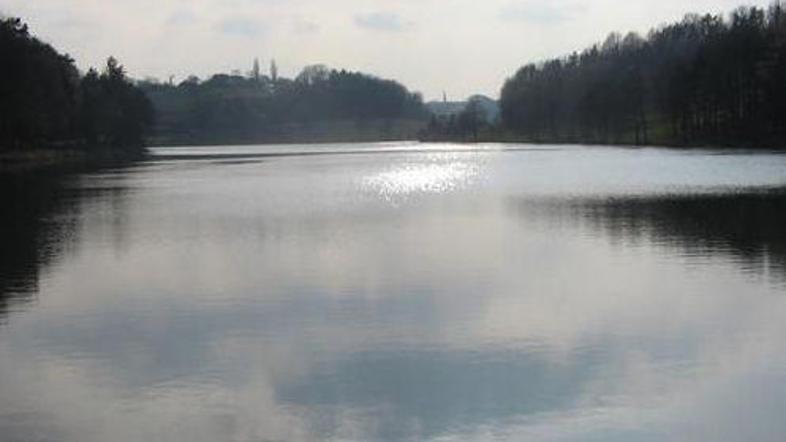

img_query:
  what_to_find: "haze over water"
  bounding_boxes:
[2,142,786,441]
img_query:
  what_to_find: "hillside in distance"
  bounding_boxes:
[139,65,429,146]
[426,95,500,124]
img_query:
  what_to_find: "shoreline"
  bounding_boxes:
[0,148,148,173]
[417,133,786,151]
[5,136,785,174]
[151,137,786,152]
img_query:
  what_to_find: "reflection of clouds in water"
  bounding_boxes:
[0,343,313,442]
[451,321,786,442]
[4,312,786,442]
[4,144,786,441]
[10,205,786,441]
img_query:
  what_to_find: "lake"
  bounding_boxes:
[2,142,786,441]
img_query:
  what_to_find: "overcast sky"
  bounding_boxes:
[0,0,774,100]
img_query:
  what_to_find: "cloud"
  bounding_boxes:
[166,10,197,26]
[499,0,587,24]
[216,17,265,37]
[49,16,95,31]
[292,17,319,35]
[354,12,409,32]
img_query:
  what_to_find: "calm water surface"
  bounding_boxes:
[2,142,786,441]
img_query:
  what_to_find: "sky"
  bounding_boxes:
[0,0,775,100]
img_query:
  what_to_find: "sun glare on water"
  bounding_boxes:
[363,157,482,203]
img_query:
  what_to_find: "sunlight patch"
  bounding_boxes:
[363,160,480,203]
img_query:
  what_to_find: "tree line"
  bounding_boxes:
[0,17,153,153]
[140,64,428,145]
[7,1,786,151]
[500,2,786,147]
[421,97,491,142]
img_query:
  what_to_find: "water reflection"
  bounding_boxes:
[1,144,786,441]
[363,156,482,202]
[0,171,78,320]
[0,167,135,321]
[510,189,786,281]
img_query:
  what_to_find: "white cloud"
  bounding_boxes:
[499,0,588,24]
[216,17,266,37]
[166,10,197,26]
[354,12,410,31]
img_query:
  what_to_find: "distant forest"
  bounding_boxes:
[0,16,427,154]
[0,18,152,154]
[139,65,428,145]
[498,2,786,147]
[4,1,786,153]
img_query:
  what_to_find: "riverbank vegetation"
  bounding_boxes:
[0,17,153,162]
[496,2,786,147]
[5,1,786,154]
[139,65,428,145]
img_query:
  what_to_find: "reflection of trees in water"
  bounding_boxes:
[514,190,786,279]
[0,171,80,320]
[0,169,130,322]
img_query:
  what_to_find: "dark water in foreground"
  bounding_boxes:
[2,143,786,441]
